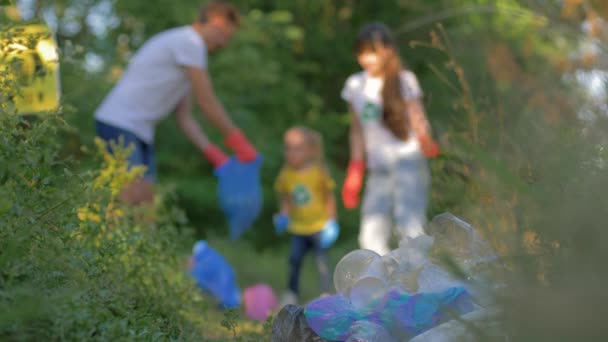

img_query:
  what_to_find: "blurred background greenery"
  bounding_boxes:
[2,0,608,340]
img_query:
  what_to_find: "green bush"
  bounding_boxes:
[0,113,216,340]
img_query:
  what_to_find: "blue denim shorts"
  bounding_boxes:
[95,120,156,181]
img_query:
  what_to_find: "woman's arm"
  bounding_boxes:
[406,99,432,137]
[349,106,365,161]
[342,106,367,209]
[407,98,440,158]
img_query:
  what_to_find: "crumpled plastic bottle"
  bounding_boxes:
[189,240,241,309]
[426,212,498,274]
[215,156,263,240]
[333,249,387,299]
[271,304,329,342]
[346,320,397,342]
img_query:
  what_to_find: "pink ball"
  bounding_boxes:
[243,283,279,322]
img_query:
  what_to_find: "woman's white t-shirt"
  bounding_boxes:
[95,26,207,144]
[341,70,424,170]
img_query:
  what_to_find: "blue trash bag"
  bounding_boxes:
[320,220,340,249]
[189,240,241,309]
[214,156,263,240]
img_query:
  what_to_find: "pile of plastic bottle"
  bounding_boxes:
[303,213,503,341]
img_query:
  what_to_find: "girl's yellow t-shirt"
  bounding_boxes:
[274,165,335,235]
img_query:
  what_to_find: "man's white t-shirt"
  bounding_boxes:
[95,26,207,144]
[341,70,424,170]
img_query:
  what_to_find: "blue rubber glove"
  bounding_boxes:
[320,219,339,249]
[273,213,290,235]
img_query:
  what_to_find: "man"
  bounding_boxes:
[95,1,256,204]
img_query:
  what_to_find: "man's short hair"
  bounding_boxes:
[198,1,240,27]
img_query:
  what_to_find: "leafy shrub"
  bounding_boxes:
[0,112,219,340]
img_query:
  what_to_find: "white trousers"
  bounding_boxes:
[359,155,431,256]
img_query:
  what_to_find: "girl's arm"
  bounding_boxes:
[326,191,337,219]
[279,194,291,216]
[349,106,365,161]
[274,193,291,234]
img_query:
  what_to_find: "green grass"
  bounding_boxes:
[170,234,358,340]
[205,234,359,304]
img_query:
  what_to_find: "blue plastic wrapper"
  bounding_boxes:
[305,287,475,341]
[189,240,241,309]
[304,294,362,341]
[214,156,263,240]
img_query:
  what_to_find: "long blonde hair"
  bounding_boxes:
[290,126,328,171]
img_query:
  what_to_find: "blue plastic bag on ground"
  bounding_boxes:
[214,156,263,240]
[189,240,241,308]
[380,287,475,339]
[304,294,361,341]
[305,287,475,341]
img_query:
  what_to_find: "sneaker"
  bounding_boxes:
[279,290,298,307]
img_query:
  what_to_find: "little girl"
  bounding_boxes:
[274,126,338,306]
[341,23,440,256]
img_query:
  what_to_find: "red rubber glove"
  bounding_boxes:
[225,130,257,162]
[418,134,440,158]
[342,160,365,209]
[203,144,229,168]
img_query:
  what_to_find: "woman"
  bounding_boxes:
[340,22,440,255]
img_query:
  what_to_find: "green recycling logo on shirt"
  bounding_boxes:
[361,101,381,122]
[292,184,311,206]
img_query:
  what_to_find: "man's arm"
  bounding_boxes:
[183,66,257,161]
[174,93,229,168]
[174,93,211,152]
[183,66,236,135]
